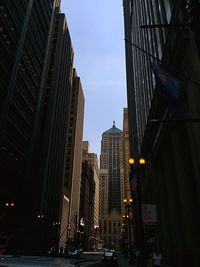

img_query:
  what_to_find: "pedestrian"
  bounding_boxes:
[135,249,141,267]
[152,249,162,267]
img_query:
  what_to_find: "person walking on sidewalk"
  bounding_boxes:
[152,249,162,267]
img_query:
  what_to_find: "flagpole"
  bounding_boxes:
[124,39,200,87]
[149,118,200,124]
[140,23,190,29]
[124,39,160,63]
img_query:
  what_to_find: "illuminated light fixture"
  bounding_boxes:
[128,158,135,165]
[129,198,133,203]
[122,215,126,218]
[123,198,127,203]
[37,215,41,218]
[139,158,146,165]
[126,215,130,218]
[5,203,9,206]
[11,203,15,206]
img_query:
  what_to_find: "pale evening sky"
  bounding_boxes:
[60,1,127,156]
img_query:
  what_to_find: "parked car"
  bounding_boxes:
[101,250,118,266]
[66,248,81,258]
[0,244,7,255]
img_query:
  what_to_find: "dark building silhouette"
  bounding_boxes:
[79,160,95,251]
[123,0,200,266]
[37,9,75,251]
[0,0,79,253]
[62,69,84,250]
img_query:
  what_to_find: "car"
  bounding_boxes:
[101,250,118,266]
[0,244,7,255]
[66,248,81,258]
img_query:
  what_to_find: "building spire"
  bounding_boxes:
[113,120,116,127]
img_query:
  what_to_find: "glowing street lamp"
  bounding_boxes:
[139,157,146,165]
[123,197,134,264]
[128,158,135,165]
[123,198,127,203]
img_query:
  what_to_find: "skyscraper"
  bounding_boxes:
[99,122,124,249]
[79,156,95,251]
[122,108,131,201]
[0,0,61,252]
[82,142,99,229]
[123,0,172,157]
[0,1,85,254]
[38,10,75,251]
[123,1,200,265]
[65,69,85,247]
[82,141,100,249]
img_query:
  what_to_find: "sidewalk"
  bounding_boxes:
[119,256,172,267]
[118,255,136,267]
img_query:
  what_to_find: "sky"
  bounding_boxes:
[60,0,127,156]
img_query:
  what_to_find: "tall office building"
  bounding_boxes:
[123,1,200,265]
[66,69,85,247]
[123,0,172,157]
[0,0,61,252]
[88,154,99,229]
[38,10,75,251]
[99,122,124,249]
[82,141,99,229]
[82,141,100,249]
[122,108,131,202]
[79,157,95,250]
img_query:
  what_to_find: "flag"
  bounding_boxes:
[151,63,180,98]
[151,63,185,117]
[130,173,137,193]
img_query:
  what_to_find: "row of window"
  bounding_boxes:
[125,0,172,150]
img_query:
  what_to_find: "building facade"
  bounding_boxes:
[0,1,85,254]
[82,141,100,229]
[79,160,95,251]
[122,108,131,201]
[65,69,85,249]
[38,9,74,251]
[82,141,100,249]
[0,0,61,253]
[88,153,99,230]
[99,122,124,249]
[123,0,200,266]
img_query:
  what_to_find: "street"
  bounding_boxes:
[0,252,134,267]
[0,254,101,267]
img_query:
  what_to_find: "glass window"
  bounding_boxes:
[163,0,171,23]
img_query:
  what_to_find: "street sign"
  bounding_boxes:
[142,204,157,224]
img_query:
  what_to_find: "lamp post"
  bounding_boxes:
[129,157,146,267]
[123,197,134,264]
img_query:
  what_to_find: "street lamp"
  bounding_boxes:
[123,198,134,264]
[129,157,146,267]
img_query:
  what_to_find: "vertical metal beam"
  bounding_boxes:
[0,0,34,133]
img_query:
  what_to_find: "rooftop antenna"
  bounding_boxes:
[113,120,116,127]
